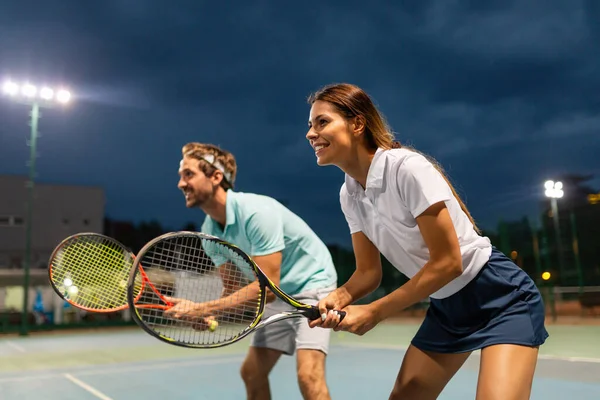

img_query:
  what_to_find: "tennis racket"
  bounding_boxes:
[126,231,345,348]
[48,232,217,331]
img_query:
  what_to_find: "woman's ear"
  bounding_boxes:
[352,116,366,138]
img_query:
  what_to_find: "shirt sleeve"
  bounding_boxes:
[244,207,286,256]
[200,217,227,267]
[340,184,363,234]
[396,153,453,218]
[200,218,228,267]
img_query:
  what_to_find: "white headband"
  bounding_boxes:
[194,153,233,184]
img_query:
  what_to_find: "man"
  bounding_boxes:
[176,142,338,400]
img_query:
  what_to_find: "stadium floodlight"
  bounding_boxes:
[56,89,71,104]
[3,80,19,96]
[2,79,72,106]
[39,87,54,101]
[544,180,564,199]
[2,78,74,336]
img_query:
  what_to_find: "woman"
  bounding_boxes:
[305,83,548,399]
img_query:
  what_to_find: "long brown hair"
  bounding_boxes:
[308,83,480,233]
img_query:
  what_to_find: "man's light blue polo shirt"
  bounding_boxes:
[201,190,337,296]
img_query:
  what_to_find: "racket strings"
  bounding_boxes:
[133,235,262,346]
[218,262,258,323]
[50,236,136,311]
[136,236,223,345]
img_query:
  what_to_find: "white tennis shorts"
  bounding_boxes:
[250,284,336,356]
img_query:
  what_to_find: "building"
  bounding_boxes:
[0,174,105,270]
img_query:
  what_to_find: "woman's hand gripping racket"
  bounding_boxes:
[48,232,217,331]
[126,231,345,348]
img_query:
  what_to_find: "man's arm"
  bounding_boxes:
[217,251,282,306]
[218,262,251,297]
[169,252,282,319]
[249,251,282,303]
[168,209,286,318]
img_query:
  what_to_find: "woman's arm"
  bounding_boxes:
[310,231,382,328]
[333,231,383,308]
[370,201,463,321]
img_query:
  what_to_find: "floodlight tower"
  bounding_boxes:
[2,79,72,336]
[544,180,566,280]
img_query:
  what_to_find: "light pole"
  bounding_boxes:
[2,79,72,336]
[544,180,566,283]
[570,211,584,292]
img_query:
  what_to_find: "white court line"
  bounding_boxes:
[64,373,113,400]
[538,354,600,364]
[76,355,244,378]
[5,341,25,353]
[336,342,407,351]
[337,342,600,364]
[0,355,245,384]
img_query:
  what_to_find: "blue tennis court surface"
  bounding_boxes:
[1,322,599,399]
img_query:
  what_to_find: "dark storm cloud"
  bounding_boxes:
[1,1,598,247]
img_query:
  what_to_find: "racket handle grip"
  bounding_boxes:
[308,306,346,322]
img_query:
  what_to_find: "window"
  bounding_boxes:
[0,216,24,227]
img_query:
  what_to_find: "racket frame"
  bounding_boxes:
[48,232,171,313]
[126,231,327,349]
[48,232,137,312]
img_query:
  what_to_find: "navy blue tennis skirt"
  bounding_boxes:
[411,247,549,353]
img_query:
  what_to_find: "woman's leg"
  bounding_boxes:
[389,344,471,400]
[476,344,539,400]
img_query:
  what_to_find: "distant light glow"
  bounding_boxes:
[2,81,18,95]
[542,271,551,281]
[22,84,37,97]
[554,181,563,190]
[544,180,564,199]
[56,89,71,103]
[40,87,54,100]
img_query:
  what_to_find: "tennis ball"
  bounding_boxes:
[209,319,219,332]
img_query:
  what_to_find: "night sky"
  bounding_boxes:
[1,1,599,248]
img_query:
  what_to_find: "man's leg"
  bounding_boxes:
[244,297,298,400]
[296,349,330,400]
[295,286,335,400]
[240,346,283,400]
